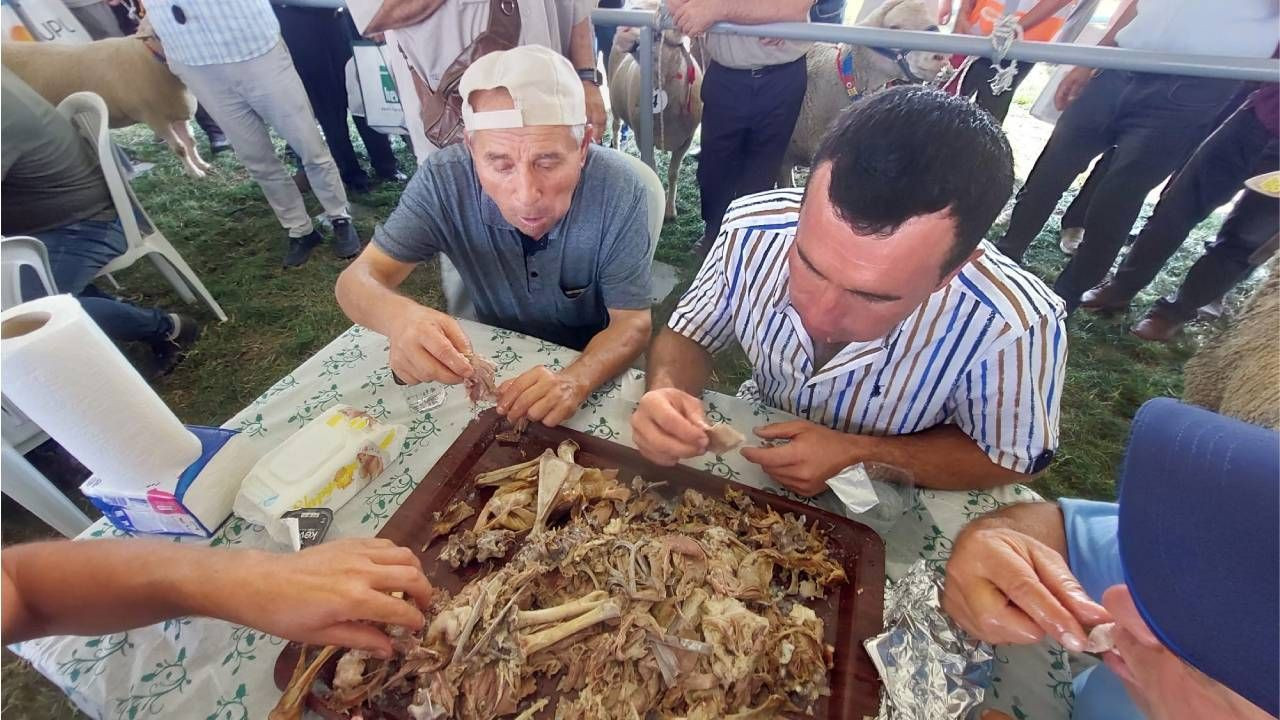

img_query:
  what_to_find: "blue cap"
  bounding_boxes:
[1118,398,1279,716]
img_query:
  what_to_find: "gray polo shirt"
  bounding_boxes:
[373,144,653,351]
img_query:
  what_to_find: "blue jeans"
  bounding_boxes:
[810,0,846,23]
[23,217,173,343]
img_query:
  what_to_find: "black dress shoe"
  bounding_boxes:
[283,230,324,268]
[207,132,232,155]
[346,174,373,194]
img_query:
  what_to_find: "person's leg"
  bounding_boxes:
[276,6,367,187]
[1104,108,1272,302]
[170,58,317,239]
[244,41,351,222]
[971,61,1036,123]
[69,2,123,40]
[354,114,401,179]
[1059,149,1111,230]
[28,219,173,343]
[697,63,753,245]
[596,0,624,68]
[1054,76,1245,310]
[996,70,1126,263]
[737,60,807,197]
[193,104,229,153]
[1157,190,1279,322]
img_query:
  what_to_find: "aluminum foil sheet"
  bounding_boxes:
[865,561,994,720]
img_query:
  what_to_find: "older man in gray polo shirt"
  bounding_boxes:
[337,45,653,429]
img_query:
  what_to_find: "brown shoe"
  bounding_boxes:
[1131,310,1184,342]
[1079,282,1131,314]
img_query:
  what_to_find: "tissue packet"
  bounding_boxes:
[234,405,404,544]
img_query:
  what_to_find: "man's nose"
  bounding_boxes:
[512,166,541,206]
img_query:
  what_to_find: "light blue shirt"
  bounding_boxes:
[1059,498,1143,720]
[146,0,280,67]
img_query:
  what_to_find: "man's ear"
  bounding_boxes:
[580,126,593,163]
[936,245,983,291]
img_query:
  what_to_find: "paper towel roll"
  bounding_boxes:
[1,294,201,486]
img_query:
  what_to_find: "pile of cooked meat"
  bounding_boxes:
[275,441,847,720]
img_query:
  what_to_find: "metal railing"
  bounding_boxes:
[266,1,1279,169]
[593,7,1279,168]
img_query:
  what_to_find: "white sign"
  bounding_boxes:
[6,0,90,43]
[351,41,408,135]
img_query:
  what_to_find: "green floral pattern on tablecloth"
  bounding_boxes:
[221,626,282,676]
[205,684,250,720]
[55,633,133,686]
[359,467,418,526]
[11,321,1077,720]
[113,647,191,719]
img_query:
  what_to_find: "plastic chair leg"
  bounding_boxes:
[148,245,229,323]
[1,442,93,537]
[103,272,122,290]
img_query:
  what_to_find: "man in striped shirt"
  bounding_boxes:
[632,87,1067,493]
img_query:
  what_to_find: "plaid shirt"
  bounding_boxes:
[147,0,280,67]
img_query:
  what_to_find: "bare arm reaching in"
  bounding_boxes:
[2,538,435,656]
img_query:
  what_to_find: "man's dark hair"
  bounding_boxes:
[811,85,1014,275]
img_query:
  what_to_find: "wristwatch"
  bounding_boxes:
[576,67,602,86]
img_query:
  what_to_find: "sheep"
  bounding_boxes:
[777,0,948,186]
[2,27,211,178]
[1182,260,1280,430]
[608,6,703,221]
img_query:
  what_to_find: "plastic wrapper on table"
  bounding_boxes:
[864,560,994,720]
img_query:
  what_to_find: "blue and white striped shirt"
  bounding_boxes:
[146,0,280,67]
[670,190,1068,475]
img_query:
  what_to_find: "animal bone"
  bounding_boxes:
[474,458,541,486]
[531,449,584,538]
[514,590,610,629]
[269,645,338,720]
[556,439,580,463]
[705,423,745,455]
[520,600,621,656]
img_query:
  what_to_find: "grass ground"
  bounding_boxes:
[0,95,1245,715]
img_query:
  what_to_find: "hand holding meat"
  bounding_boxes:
[942,524,1110,652]
[631,388,711,465]
[388,305,475,385]
[739,420,859,497]
[216,538,435,658]
[496,366,588,427]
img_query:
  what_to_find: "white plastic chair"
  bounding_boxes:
[441,150,667,319]
[0,236,94,536]
[56,91,228,322]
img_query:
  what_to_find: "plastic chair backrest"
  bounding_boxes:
[54,92,146,247]
[0,236,58,311]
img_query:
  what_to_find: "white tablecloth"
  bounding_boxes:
[11,322,1077,720]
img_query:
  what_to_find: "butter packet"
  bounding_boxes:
[234,405,405,544]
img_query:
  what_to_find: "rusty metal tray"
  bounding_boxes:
[276,409,885,718]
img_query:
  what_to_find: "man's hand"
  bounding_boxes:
[496,366,588,427]
[942,523,1111,652]
[632,388,711,465]
[217,538,435,657]
[739,420,859,496]
[668,0,724,37]
[388,304,474,385]
[1054,66,1094,111]
[582,81,606,144]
